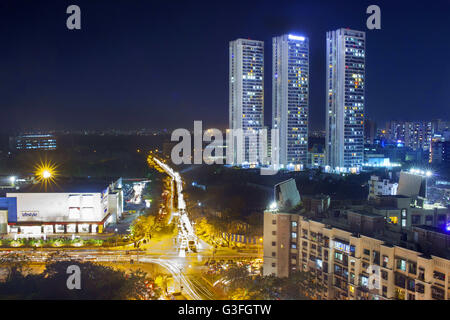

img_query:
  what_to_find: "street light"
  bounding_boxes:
[42,170,52,179]
[34,160,58,190]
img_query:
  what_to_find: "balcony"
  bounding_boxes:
[431,286,445,300]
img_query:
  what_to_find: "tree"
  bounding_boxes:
[222,266,323,300]
[279,271,325,300]
[0,261,160,300]
[0,253,31,281]
[224,265,251,291]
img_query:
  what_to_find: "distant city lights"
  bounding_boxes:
[409,168,433,177]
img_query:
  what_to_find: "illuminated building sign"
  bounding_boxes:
[288,34,305,41]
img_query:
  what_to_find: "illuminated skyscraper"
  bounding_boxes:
[272,34,309,170]
[325,29,365,171]
[229,39,264,165]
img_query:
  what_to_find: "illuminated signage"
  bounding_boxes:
[288,34,305,41]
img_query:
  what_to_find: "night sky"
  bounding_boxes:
[1,0,449,132]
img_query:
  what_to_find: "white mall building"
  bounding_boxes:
[1,178,123,235]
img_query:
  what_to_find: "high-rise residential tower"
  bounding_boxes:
[229,39,264,166]
[325,28,366,171]
[272,34,309,170]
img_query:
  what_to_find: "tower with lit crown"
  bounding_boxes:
[325,28,366,171]
[272,34,309,170]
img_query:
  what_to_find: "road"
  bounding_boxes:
[150,157,206,257]
[0,157,258,300]
[0,248,256,300]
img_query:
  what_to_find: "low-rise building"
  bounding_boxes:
[302,194,330,217]
[368,175,398,200]
[0,178,123,235]
[9,134,57,151]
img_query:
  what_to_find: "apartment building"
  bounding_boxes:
[272,34,310,169]
[263,211,450,300]
[325,28,366,171]
[229,38,264,165]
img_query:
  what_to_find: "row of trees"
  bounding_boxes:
[0,237,104,248]
[222,265,324,300]
[0,236,136,249]
[0,253,161,300]
[129,213,176,241]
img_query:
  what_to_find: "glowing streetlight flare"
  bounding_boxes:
[34,159,59,191]
[42,170,52,179]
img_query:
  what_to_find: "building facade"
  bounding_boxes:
[272,34,309,169]
[430,138,450,165]
[387,121,432,151]
[10,134,57,151]
[263,211,450,300]
[229,39,264,166]
[325,29,366,171]
[309,152,325,168]
[0,179,123,235]
[368,175,398,200]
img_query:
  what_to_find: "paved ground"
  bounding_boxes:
[104,211,141,234]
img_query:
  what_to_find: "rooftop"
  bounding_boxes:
[7,178,117,194]
[348,210,382,218]
[377,195,410,199]
[413,225,450,235]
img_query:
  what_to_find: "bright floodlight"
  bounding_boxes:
[269,202,278,211]
[426,171,432,177]
[9,176,16,183]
